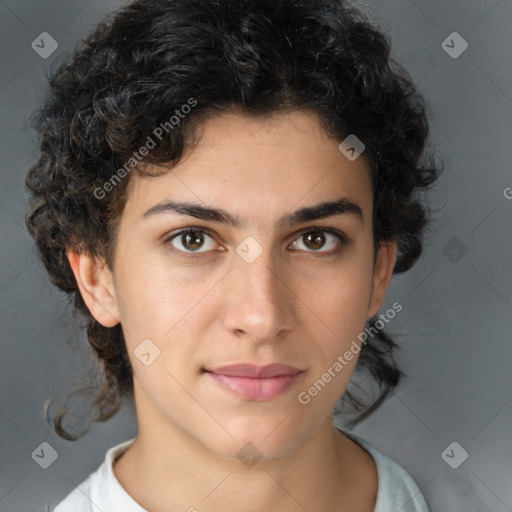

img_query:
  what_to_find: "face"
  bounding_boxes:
[69,110,396,461]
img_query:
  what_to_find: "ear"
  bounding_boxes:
[66,248,120,327]
[367,240,398,319]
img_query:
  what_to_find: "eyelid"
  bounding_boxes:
[290,227,350,257]
[162,226,218,258]
[163,226,350,258]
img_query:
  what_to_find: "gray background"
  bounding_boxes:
[1,0,511,510]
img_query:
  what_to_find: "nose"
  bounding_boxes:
[222,242,295,345]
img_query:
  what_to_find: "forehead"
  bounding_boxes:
[123,110,373,227]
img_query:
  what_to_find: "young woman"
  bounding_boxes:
[25,0,440,510]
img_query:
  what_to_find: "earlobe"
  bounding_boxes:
[66,249,120,327]
[367,240,398,319]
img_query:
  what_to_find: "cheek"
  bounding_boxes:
[113,241,198,335]
[302,265,373,364]
[305,262,372,327]
[117,275,211,386]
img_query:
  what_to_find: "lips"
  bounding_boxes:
[203,363,304,400]
[205,362,302,378]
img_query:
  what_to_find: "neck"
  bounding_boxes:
[113,385,375,511]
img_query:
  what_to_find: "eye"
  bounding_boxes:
[163,226,350,259]
[164,228,217,255]
[291,228,349,255]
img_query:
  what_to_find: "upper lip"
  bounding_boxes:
[204,363,303,378]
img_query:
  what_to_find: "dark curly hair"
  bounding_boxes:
[24,0,442,440]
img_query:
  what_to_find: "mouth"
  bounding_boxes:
[202,363,305,401]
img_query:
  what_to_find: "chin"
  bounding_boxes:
[199,419,307,464]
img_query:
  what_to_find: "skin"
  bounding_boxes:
[67,110,397,512]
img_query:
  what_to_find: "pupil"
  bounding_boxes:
[184,231,203,251]
[305,231,325,250]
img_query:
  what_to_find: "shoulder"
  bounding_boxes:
[339,429,431,512]
[52,472,98,512]
[52,438,139,512]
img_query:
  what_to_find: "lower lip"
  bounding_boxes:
[205,371,304,400]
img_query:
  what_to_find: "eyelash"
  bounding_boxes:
[163,227,350,260]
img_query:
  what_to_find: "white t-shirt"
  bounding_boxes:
[52,430,430,512]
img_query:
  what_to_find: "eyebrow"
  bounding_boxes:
[141,197,363,227]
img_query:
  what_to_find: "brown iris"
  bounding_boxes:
[302,231,326,251]
[181,231,205,251]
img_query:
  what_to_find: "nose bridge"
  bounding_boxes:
[243,246,281,299]
[239,240,285,306]
[223,239,292,341]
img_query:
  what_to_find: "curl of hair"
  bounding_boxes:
[25,0,442,439]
